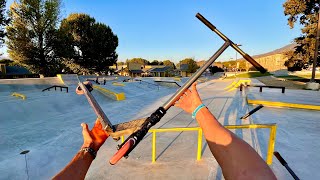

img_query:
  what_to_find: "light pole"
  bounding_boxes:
[235,44,242,76]
[228,57,234,76]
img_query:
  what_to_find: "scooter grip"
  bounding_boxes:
[273,151,287,166]
[109,138,135,165]
[196,13,217,31]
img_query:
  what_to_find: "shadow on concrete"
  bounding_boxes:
[155,119,195,161]
[155,96,218,161]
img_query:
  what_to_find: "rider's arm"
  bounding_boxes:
[52,119,109,180]
[196,107,276,179]
[52,150,94,180]
[175,83,276,180]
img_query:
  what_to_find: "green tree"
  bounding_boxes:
[126,58,149,65]
[149,60,161,65]
[0,0,9,49]
[60,13,118,72]
[238,60,247,71]
[222,60,236,69]
[60,58,90,74]
[178,58,199,73]
[6,0,61,76]
[283,0,319,66]
[117,62,125,65]
[163,59,176,69]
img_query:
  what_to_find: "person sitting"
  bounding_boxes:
[95,77,100,85]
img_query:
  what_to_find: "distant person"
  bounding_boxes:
[103,78,106,85]
[95,77,100,85]
[53,83,276,180]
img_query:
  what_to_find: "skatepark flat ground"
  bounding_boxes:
[1,75,320,179]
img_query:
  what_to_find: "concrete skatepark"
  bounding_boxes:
[0,74,320,179]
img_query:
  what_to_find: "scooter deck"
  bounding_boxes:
[78,82,146,139]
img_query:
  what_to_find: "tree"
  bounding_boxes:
[284,59,304,71]
[149,60,162,65]
[237,60,247,71]
[163,59,176,69]
[6,0,61,76]
[126,58,149,65]
[178,58,199,73]
[60,13,118,72]
[283,49,305,70]
[222,60,236,69]
[283,0,320,66]
[0,0,9,49]
[117,62,125,65]
[60,58,90,74]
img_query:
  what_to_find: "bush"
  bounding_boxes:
[285,60,303,72]
[209,66,224,74]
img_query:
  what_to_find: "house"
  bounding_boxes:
[112,63,144,77]
[179,64,191,77]
[0,64,5,74]
[117,68,129,76]
[127,63,143,77]
[144,65,165,69]
[0,63,37,79]
[5,66,30,75]
[148,66,172,77]
[109,63,174,77]
[109,64,127,74]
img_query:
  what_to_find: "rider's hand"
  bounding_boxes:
[81,119,109,151]
[174,82,203,114]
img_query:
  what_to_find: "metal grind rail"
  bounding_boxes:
[120,124,277,165]
[42,85,69,93]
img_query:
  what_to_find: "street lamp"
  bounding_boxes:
[235,44,242,76]
[227,58,233,75]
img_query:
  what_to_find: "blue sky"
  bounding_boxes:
[4,0,301,63]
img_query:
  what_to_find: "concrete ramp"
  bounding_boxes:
[247,89,320,110]
[57,74,79,86]
[93,85,125,101]
[0,77,63,92]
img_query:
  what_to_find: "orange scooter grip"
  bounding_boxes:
[109,138,135,165]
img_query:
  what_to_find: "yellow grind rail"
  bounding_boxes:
[93,85,125,101]
[121,123,276,165]
[112,82,125,86]
[247,99,320,111]
[174,77,181,81]
[225,79,251,92]
[11,92,26,100]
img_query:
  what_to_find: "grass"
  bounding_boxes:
[226,71,271,79]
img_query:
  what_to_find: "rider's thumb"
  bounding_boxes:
[81,123,90,138]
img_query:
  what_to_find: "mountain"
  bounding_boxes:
[251,43,296,59]
[220,43,296,62]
